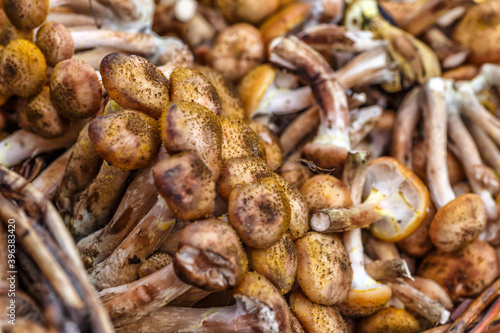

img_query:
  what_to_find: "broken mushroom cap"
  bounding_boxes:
[35,21,74,67]
[174,218,248,291]
[2,38,46,98]
[429,193,486,252]
[153,152,216,221]
[88,109,161,170]
[234,271,290,333]
[160,101,222,179]
[50,58,102,119]
[26,85,69,138]
[295,232,353,305]
[418,239,500,301]
[249,233,297,294]
[216,0,280,25]
[100,52,170,119]
[290,289,347,333]
[357,307,421,333]
[228,176,290,249]
[300,174,352,213]
[169,67,222,116]
[2,0,48,31]
[210,23,265,82]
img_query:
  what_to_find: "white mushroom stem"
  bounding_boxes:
[70,30,188,64]
[467,121,500,175]
[0,119,86,167]
[422,78,455,209]
[251,84,315,118]
[173,0,198,22]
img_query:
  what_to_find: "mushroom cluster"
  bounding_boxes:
[2,0,500,333]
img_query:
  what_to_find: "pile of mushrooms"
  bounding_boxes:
[3,0,500,332]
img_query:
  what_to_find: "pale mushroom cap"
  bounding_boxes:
[247,120,283,171]
[260,2,311,44]
[295,232,353,305]
[300,174,352,213]
[356,307,421,333]
[238,64,276,118]
[290,289,347,333]
[429,193,487,252]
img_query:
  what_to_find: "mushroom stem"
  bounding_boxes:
[447,278,500,333]
[422,28,469,69]
[310,202,382,233]
[279,105,320,158]
[0,119,86,167]
[467,121,500,176]
[391,87,421,165]
[32,147,73,199]
[385,279,450,325]
[364,258,413,281]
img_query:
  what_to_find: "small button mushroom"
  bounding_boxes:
[217,156,272,201]
[153,152,216,221]
[228,176,290,249]
[174,218,248,291]
[169,67,222,115]
[357,308,421,333]
[100,52,170,119]
[216,0,280,25]
[300,174,352,213]
[418,239,500,301]
[2,0,48,31]
[238,64,314,119]
[219,115,267,161]
[160,101,222,179]
[35,21,74,67]
[295,232,353,306]
[88,109,161,170]
[290,289,347,333]
[2,39,47,98]
[249,233,297,294]
[50,59,102,119]
[26,86,69,138]
[210,23,265,82]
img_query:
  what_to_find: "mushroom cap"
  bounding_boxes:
[160,101,222,179]
[249,233,297,294]
[247,120,283,171]
[234,271,290,333]
[397,203,435,258]
[217,156,272,202]
[453,0,500,64]
[26,85,69,138]
[356,307,421,333]
[429,193,486,252]
[260,2,311,44]
[290,289,347,333]
[363,157,430,242]
[2,0,48,31]
[2,39,46,98]
[88,110,161,170]
[300,174,352,213]
[100,52,170,119]
[219,115,267,161]
[407,276,453,311]
[339,283,392,318]
[35,21,74,67]
[418,239,500,300]
[153,152,216,221]
[175,218,248,291]
[50,59,102,119]
[210,23,265,82]
[169,67,222,116]
[216,0,280,25]
[228,176,290,249]
[237,64,276,118]
[302,141,349,173]
[295,232,353,305]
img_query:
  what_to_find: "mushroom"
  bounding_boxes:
[356,307,421,333]
[228,176,290,249]
[300,174,352,213]
[247,120,283,171]
[100,218,248,327]
[114,271,290,333]
[295,232,352,305]
[259,2,311,44]
[219,115,266,162]
[216,0,280,25]
[35,21,74,67]
[209,23,265,82]
[290,289,347,333]
[364,257,412,281]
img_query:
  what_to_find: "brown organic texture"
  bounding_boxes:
[138,252,173,278]
[100,52,170,119]
[228,177,290,249]
[35,21,74,67]
[89,110,161,170]
[160,102,222,179]
[2,0,48,31]
[26,86,69,138]
[247,120,283,171]
[219,115,267,161]
[2,39,46,98]
[50,59,102,119]
[357,307,421,333]
[216,0,280,25]
[153,152,216,221]
[295,232,353,305]
[169,67,222,115]
[300,174,352,213]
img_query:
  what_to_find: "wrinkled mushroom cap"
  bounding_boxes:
[219,115,267,161]
[260,2,311,44]
[339,283,392,318]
